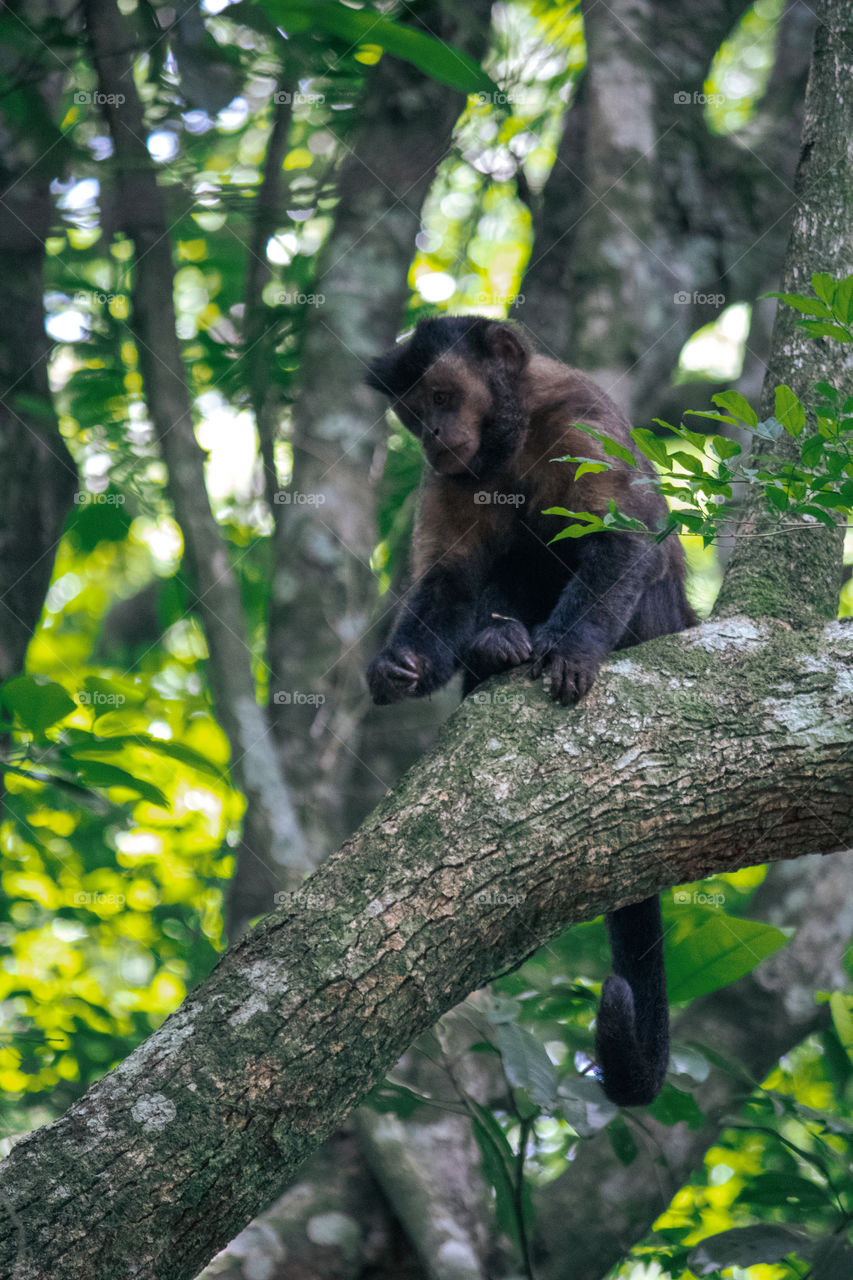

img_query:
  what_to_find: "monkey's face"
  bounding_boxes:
[366,316,531,480]
[394,353,492,476]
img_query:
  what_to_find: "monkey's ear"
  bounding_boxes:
[484,323,530,376]
[365,352,399,397]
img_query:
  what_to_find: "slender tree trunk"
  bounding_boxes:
[82,0,311,926]
[0,3,77,681]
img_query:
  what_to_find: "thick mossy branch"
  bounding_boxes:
[1,618,852,1280]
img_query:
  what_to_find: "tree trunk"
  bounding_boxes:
[82,0,311,920]
[0,3,77,681]
[517,0,810,421]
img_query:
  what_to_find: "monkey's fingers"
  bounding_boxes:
[543,653,600,705]
[469,622,532,672]
[367,649,425,703]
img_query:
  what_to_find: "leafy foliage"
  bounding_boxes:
[547,273,853,549]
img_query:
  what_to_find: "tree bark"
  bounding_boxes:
[1,615,852,1280]
[0,2,77,681]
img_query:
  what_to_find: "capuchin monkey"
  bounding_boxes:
[364,315,695,1106]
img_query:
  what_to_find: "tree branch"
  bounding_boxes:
[1,617,851,1280]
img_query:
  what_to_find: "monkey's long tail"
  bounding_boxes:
[595,895,669,1107]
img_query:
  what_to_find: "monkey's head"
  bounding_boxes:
[366,316,531,480]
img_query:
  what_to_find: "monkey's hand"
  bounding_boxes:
[465,619,532,680]
[530,627,601,706]
[367,646,430,704]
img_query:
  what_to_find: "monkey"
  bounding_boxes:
[364,314,695,1107]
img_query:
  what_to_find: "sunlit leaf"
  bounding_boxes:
[0,676,76,733]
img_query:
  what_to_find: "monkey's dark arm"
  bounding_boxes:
[367,565,482,704]
[531,531,659,705]
[461,581,533,695]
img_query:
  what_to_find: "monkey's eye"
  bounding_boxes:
[432,390,451,408]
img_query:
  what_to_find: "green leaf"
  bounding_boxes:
[630,427,670,468]
[833,274,853,325]
[607,1116,638,1164]
[671,451,705,476]
[736,1172,831,1211]
[797,505,837,529]
[64,735,226,780]
[572,424,636,465]
[765,485,789,512]
[364,1080,428,1119]
[764,291,834,319]
[666,910,788,1002]
[495,1022,558,1110]
[683,409,737,426]
[799,320,852,342]
[70,760,168,808]
[712,390,758,426]
[0,676,76,734]
[669,1043,711,1084]
[774,384,806,436]
[689,1225,814,1274]
[260,1,497,94]
[556,1077,618,1135]
[469,1101,521,1248]
[801,434,826,467]
[710,435,742,460]
[811,272,836,306]
[648,1081,705,1128]
[830,991,853,1065]
[574,460,610,479]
